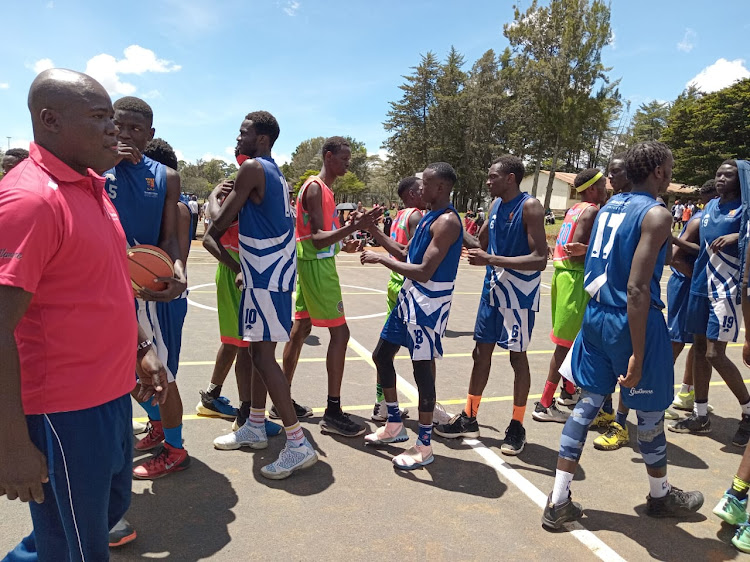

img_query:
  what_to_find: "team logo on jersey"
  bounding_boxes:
[145,177,155,189]
[0,248,22,260]
[337,301,345,314]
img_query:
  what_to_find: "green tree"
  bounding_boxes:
[286,137,325,186]
[294,169,320,195]
[631,100,670,142]
[662,79,750,185]
[334,171,366,201]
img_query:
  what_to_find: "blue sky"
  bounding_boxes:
[1,0,748,166]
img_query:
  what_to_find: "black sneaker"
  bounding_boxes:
[109,518,137,547]
[733,414,750,447]
[542,493,583,530]
[557,387,580,407]
[319,410,366,437]
[270,400,313,420]
[646,486,704,518]
[501,419,526,455]
[433,411,480,439]
[232,408,248,432]
[668,412,711,434]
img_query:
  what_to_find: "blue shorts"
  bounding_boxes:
[381,311,443,361]
[570,300,673,411]
[473,298,535,352]
[136,297,187,382]
[5,394,132,562]
[240,289,293,342]
[684,292,742,342]
[666,274,693,344]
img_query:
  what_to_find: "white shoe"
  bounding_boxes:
[371,400,409,422]
[432,402,454,426]
[393,441,434,470]
[364,422,408,445]
[531,399,570,423]
[261,438,318,480]
[213,421,268,450]
[132,420,147,435]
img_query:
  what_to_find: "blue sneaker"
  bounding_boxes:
[713,493,749,526]
[261,438,318,479]
[196,391,238,419]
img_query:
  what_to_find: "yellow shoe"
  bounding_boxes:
[594,422,629,450]
[590,409,615,430]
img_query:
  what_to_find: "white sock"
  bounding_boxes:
[207,383,219,393]
[648,474,670,498]
[679,383,692,394]
[694,401,708,417]
[551,469,574,505]
[741,400,750,416]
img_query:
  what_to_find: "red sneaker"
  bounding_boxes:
[134,420,164,451]
[133,443,190,479]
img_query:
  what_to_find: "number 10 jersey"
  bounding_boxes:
[583,192,667,310]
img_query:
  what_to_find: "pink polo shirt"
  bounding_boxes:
[0,142,137,415]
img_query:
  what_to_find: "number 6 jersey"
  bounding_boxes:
[583,192,667,309]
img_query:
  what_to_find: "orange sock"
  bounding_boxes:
[512,404,526,424]
[465,394,482,417]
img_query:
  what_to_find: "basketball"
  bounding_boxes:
[127,245,174,294]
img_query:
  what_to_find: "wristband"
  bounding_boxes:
[136,339,153,352]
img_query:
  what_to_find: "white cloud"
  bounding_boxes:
[46,1,54,7]
[687,58,750,93]
[272,151,291,165]
[223,146,235,157]
[141,89,162,99]
[30,58,54,74]
[368,148,390,161]
[6,138,31,151]
[283,1,300,16]
[0,83,9,90]
[677,28,696,53]
[174,148,185,162]
[84,45,181,96]
[201,152,233,165]
[609,29,616,49]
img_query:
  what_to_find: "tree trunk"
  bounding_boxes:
[543,135,560,210]
[531,157,542,198]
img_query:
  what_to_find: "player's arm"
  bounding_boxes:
[467,198,547,271]
[305,182,381,248]
[176,202,191,265]
[0,286,48,504]
[142,168,187,301]
[464,202,493,250]
[743,234,750,366]
[670,217,701,277]
[366,223,408,260]
[203,224,241,275]
[563,206,598,262]
[619,205,672,388]
[135,323,167,405]
[361,212,461,283]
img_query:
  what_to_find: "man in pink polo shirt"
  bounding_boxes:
[0,69,167,561]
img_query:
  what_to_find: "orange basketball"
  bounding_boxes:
[127,245,174,294]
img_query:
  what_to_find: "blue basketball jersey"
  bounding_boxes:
[104,156,166,247]
[690,197,742,299]
[394,205,463,333]
[583,192,666,309]
[483,193,541,311]
[669,210,702,279]
[238,157,296,291]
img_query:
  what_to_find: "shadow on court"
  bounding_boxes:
[112,458,236,561]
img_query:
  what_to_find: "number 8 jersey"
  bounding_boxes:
[583,192,667,309]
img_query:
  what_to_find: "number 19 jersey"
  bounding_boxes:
[583,192,666,310]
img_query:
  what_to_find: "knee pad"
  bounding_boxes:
[373,339,399,389]
[636,410,667,469]
[559,390,606,462]
[413,361,436,412]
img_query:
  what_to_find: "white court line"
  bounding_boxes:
[348,334,625,562]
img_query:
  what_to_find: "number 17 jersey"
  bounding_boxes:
[583,192,667,310]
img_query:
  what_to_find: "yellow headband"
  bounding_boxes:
[577,171,603,192]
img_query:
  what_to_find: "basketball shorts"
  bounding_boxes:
[381,311,443,361]
[685,292,742,342]
[666,274,693,344]
[569,300,673,411]
[240,289,293,342]
[386,272,405,315]
[474,298,535,352]
[216,258,248,348]
[295,257,346,327]
[549,268,588,348]
[136,297,187,383]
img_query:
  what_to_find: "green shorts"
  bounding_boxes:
[216,250,248,348]
[386,272,404,315]
[295,257,346,327]
[550,267,589,348]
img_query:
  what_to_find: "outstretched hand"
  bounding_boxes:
[360,250,381,265]
[466,248,491,266]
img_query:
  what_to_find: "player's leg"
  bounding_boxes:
[594,394,630,451]
[705,338,750,446]
[197,343,239,419]
[533,344,573,423]
[282,262,313,387]
[714,444,750,552]
[365,337,408,447]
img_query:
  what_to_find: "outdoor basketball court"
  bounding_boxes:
[1,245,747,561]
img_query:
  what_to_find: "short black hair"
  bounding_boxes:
[574,168,602,189]
[492,154,524,185]
[609,151,627,162]
[245,111,280,147]
[144,138,178,170]
[397,176,420,197]
[425,162,457,187]
[5,148,29,160]
[721,159,738,168]
[700,178,717,195]
[624,141,672,185]
[113,96,154,125]
[322,136,350,157]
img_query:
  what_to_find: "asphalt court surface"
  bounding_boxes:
[2,246,750,560]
